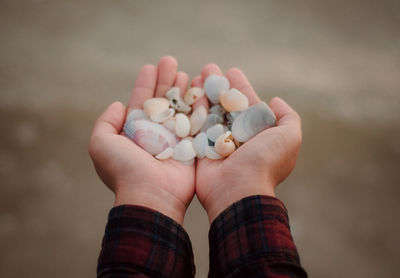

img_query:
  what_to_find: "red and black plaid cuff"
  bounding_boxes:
[209,195,307,278]
[97,205,195,278]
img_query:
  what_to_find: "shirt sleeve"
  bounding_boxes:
[97,205,195,278]
[208,195,307,278]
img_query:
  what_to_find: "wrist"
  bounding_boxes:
[114,183,187,225]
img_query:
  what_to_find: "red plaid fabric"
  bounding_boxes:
[97,195,306,278]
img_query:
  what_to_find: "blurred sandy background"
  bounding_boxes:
[1,0,399,277]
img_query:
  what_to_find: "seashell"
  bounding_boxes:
[215,131,236,157]
[206,124,228,142]
[163,117,176,132]
[143,98,170,117]
[182,159,195,165]
[172,140,197,162]
[205,146,223,160]
[127,109,148,122]
[150,108,175,123]
[201,114,224,132]
[203,74,230,104]
[189,105,207,136]
[175,113,191,138]
[184,87,204,105]
[166,87,191,114]
[231,102,277,142]
[225,111,240,130]
[124,119,178,155]
[209,104,227,117]
[192,132,208,159]
[219,89,249,112]
[155,147,173,160]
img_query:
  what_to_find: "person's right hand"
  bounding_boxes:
[194,64,303,223]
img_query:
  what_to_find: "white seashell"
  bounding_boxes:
[166,87,191,114]
[201,114,224,132]
[155,147,173,160]
[124,119,178,155]
[206,124,228,142]
[172,140,197,162]
[150,108,175,123]
[175,113,191,138]
[184,87,205,105]
[127,109,148,122]
[219,88,249,112]
[215,131,236,157]
[192,132,208,158]
[143,98,170,117]
[209,104,227,117]
[189,106,207,136]
[204,74,230,104]
[231,102,277,142]
[205,146,223,160]
[163,117,176,132]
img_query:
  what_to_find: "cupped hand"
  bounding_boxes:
[194,64,303,223]
[89,56,195,225]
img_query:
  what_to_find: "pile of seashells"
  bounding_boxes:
[123,74,276,163]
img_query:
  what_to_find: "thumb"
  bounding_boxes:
[92,102,126,137]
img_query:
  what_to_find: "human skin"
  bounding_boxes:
[193,64,303,223]
[88,56,195,225]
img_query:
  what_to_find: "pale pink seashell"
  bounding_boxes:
[143,98,170,117]
[219,88,249,112]
[155,147,174,160]
[189,105,207,136]
[150,108,175,123]
[215,131,236,157]
[172,140,197,162]
[126,109,148,122]
[184,87,205,105]
[205,146,223,160]
[175,113,191,138]
[124,119,178,155]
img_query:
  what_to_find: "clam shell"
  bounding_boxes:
[205,146,223,160]
[192,132,208,159]
[150,108,175,123]
[172,140,197,162]
[189,106,207,136]
[175,113,191,138]
[219,89,249,112]
[143,98,170,117]
[155,147,173,160]
[124,119,178,155]
[201,114,224,132]
[204,74,230,104]
[127,109,148,122]
[215,131,236,157]
[206,124,228,142]
[231,102,277,142]
[163,117,176,132]
[209,104,227,117]
[166,87,191,114]
[184,87,204,105]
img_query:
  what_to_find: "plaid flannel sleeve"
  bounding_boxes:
[97,205,195,278]
[208,195,307,278]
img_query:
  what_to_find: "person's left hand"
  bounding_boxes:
[89,56,195,225]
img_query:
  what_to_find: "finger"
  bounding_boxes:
[155,56,178,97]
[191,75,209,111]
[128,64,157,110]
[225,67,261,105]
[269,97,302,138]
[173,71,189,97]
[201,63,223,80]
[92,102,126,137]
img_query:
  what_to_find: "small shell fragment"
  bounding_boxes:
[175,113,191,138]
[192,132,208,159]
[190,105,207,136]
[204,75,230,104]
[150,108,175,123]
[163,117,176,132]
[172,140,197,162]
[215,131,236,157]
[143,98,170,117]
[206,124,228,142]
[166,87,191,114]
[219,89,249,112]
[155,147,173,160]
[205,146,223,160]
[184,87,204,105]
